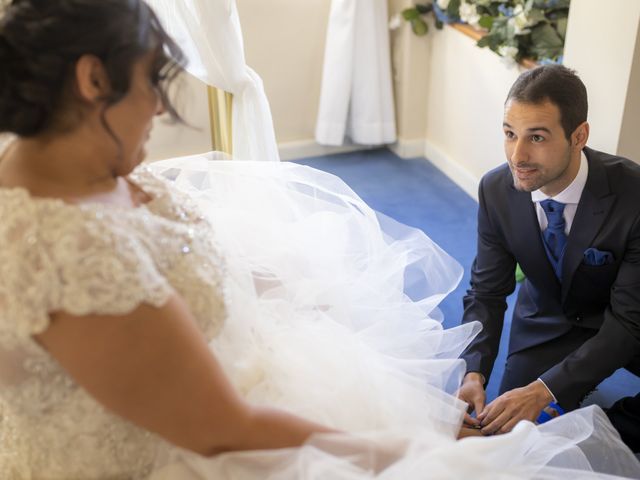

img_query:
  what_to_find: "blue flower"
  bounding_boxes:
[498,4,515,17]
[538,55,564,65]
[432,3,459,24]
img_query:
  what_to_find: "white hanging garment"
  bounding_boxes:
[146,0,280,161]
[315,0,397,146]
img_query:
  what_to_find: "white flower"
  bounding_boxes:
[437,0,450,10]
[459,1,481,27]
[510,4,531,35]
[498,45,519,62]
[389,13,402,30]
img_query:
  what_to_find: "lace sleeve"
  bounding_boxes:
[0,194,174,340]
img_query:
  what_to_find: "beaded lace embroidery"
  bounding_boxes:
[0,167,227,479]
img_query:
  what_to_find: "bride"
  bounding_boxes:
[0,1,638,478]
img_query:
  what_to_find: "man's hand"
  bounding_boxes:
[457,372,486,427]
[478,380,553,435]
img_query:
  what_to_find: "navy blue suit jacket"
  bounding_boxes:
[461,147,640,407]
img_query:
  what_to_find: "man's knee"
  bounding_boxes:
[606,393,640,453]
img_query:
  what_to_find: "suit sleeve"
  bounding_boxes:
[460,176,516,383]
[540,213,640,408]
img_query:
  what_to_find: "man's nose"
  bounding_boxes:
[511,138,528,163]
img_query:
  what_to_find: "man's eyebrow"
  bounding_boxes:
[502,122,552,134]
[526,126,552,134]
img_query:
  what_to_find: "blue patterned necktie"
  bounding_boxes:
[540,199,567,278]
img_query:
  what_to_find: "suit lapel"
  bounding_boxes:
[561,149,616,304]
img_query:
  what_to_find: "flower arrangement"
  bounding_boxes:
[396,0,570,64]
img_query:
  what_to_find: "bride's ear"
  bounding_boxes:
[74,54,111,103]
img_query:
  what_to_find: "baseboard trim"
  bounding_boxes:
[278,140,367,161]
[423,141,480,201]
[388,139,426,159]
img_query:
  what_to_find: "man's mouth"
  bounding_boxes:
[513,166,538,179]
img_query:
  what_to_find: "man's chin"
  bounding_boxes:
[512,176,540,192]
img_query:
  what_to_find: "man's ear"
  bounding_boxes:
[571,121,589,150]
[74,54,111,103]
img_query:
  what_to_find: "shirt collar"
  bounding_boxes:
[531,151,588,204]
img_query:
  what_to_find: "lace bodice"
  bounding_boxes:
[0,166,227,479]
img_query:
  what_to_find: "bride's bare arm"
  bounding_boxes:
[34,295,335,456]
[458,426,484,439]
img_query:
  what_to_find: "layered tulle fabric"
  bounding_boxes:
[147,154,640,479]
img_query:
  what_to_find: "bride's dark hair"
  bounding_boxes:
[0,0,185,137]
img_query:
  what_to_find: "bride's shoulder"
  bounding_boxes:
[130,163,189,206]
[0,185,79,241]
[0,183,172,332]
[0,185,139,267]
[129,163,205,222]
[130,163,176,197]
[0,185,97,237]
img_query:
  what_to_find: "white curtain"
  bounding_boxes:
[315,0,397,147]
[147,0,280,161]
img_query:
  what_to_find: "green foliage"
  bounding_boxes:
[529,22,563,59]
[515,263,526,283]
[403,8,430,36]
[447,0,462,17]
[416,3,434,14]
[402,7,421,21]
[553,16,567,39]
[412,18,430,35]
[478,15,494,29]
[402,0,570,63]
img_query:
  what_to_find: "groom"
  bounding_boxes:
[457,64,640,451]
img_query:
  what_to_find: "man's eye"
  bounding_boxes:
[531,135,544,143]
[504,131,515,139]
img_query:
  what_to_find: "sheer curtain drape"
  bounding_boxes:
[315,0,397,146]
[147,0,280,161]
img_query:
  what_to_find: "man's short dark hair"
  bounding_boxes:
[506,64,588,140]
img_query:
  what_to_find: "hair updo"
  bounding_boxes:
[0,0,185,137]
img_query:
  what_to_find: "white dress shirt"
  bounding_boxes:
[531,152,589,234]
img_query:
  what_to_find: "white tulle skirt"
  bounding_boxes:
[147,154,640,479]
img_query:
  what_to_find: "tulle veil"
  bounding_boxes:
[145,153,640,479]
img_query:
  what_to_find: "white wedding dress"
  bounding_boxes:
[0,154,638,479]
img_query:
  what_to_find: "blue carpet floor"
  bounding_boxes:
[294,147,639,407]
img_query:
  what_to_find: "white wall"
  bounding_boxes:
[388,7,524,199]
[563,0,640,158]
[618,14,640,162]
[423,27,523,191]
[389,0,430,143]
[237,0,330,144]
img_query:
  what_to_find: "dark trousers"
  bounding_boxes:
[606,394,640,453]
[498,326,640,453]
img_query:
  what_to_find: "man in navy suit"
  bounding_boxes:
[457,64,640,451]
